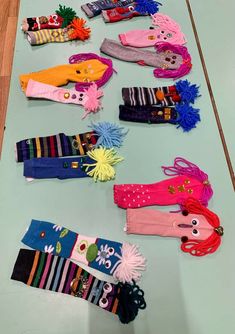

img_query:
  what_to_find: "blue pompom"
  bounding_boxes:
[175,80,200,104]
[135,0,162,15]
[175,104,201,132]
[90,122,128,148]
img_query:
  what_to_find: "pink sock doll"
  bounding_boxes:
[126,198,224,257]
[119,13,186,47]
[114,157,213,209]
[25,80,103,119]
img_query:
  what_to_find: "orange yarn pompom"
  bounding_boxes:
[68,18,91,41]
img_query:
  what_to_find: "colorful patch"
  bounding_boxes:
[71,234,96,265]
[59,228,69,238]
[56,241,62,254]
[86,244,98,262]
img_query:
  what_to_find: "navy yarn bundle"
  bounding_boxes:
[117,281,146,324]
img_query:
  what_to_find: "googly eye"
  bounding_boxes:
[26,139,31,145]
[192,229,200,237]
[99,297,108,308]
[108,247,115,255]
[105,260,111,269]
[192,218,199,226]
[128,5,135,11]
[103,283,112,293]
[52,15,57,19]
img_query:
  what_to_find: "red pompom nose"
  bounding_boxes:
[172,94,181,102]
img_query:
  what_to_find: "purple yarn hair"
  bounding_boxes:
[69,53,115,91]
[161,157,213,206]
[153,42,192,79]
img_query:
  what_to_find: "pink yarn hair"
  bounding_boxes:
[69,53,115,91]
[161,157,213,207]
[154,42,192,79]
[151,13,186,45]
[81,83,103,119]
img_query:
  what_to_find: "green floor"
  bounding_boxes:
[0,0,234,333]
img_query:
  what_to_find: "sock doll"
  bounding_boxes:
[25,81,103,118]
[15,122,128,162]
[102,3,145,23]
[114,157,213,208]
[119,104,200,132]
[25,18,91,46]
[20,53,114,92]
[21,219,146,283]
[23,148,124,182]
[100,39,192,79]
[122,80,200,107]
[119,13,186,47]
[11,249,146,323]
[126,198,224,257]
[21,5,77,32]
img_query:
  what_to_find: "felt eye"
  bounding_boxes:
[105,260,111,269]
[108,247,115,255]
[103,283,112,293]
[191,218,199,226]
[192,229,200,237]
[99,297,108,308]
[128,5,135,11]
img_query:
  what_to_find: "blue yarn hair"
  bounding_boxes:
[175,80,201,104]
[175,104,201,132]
[90,122,128,148]
[135,0,162,15]
[117,281,146,324]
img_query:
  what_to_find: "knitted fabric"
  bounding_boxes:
[26,28,71,45]
[11,249,146,323]
[19,60,109,92]
[113,157,213,208]
[22,219,146,283]
[81,0,134,18]
[21,14,64,32]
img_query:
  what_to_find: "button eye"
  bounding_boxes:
[161,30,165,34]
[80,93,84,97]
[99,297,108,308]
[192,218,199,226]
[105,260,111,269]
[103,283,112,293]
[192,229,200,237]
[108,247,115,256]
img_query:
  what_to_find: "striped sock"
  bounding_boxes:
[15,131,97,163]
[11,249,146,323]
[26,29,71,45]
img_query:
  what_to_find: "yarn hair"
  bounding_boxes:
[181,198,222,257]
[69,53,114,91]
[153,42,192,79]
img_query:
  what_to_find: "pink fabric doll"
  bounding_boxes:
[25,80,103,119]
[119,13,186,48]
[114,157,213,209]
[126,197,224,257]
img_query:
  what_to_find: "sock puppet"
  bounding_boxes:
[11,249,146,323]
[126,197,223,257]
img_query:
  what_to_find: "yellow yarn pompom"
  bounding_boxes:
[83,148,123,182]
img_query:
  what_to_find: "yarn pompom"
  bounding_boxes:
[135,0,162,15]
[68,18,91,41]
[175,104,200,132]
[176,80,200,104]
[117,281,146,324]
[112,243,146,283]
[82,83,104,119]
[56,5,77,28]
[83,148,123,181]
[89,122,128,148]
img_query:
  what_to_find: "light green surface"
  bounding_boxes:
[0,0,234,333]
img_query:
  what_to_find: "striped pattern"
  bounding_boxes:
[27,28,70,45]
[16,131,98,162]
[122,86,176,107]
[11,249,120,315]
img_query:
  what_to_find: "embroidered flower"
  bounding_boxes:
[95,244,115,266]
[44,244,54,253]
[53,224,62,232]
